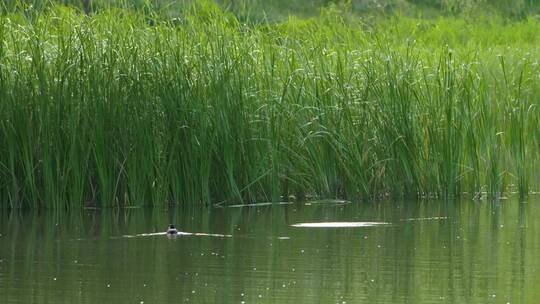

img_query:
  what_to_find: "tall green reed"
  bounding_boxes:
[0,1,539,208]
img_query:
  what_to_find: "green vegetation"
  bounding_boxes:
[0,0,539,208]
[4,0,540,20]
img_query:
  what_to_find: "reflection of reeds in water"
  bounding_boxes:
[0,2,539,208]
[1,199,537,303]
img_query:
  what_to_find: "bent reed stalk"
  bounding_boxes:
[0,2,539,208]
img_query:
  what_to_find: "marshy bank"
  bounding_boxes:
[1,1,540,208]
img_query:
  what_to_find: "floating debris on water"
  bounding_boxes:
[227,202,293,208]
[291,222,390,228]
[304,199,351,206]
[399,217,448,221]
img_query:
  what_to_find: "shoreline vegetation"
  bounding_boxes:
[1,0,539,208]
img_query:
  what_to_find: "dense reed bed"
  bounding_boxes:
[0,2,539,208]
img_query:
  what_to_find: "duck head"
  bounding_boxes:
[167,224,178,235]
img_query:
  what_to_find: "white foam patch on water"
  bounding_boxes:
[291,222,390,228]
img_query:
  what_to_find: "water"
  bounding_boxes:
[1,200,539,304]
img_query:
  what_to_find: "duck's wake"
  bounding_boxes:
[120,231,232,238]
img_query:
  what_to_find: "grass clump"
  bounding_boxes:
[0,1,539,208]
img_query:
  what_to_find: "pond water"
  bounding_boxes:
[1,199,539,303]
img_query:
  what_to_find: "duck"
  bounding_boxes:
[166,224,179,235]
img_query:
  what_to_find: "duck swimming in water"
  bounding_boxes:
[166,224,179,235]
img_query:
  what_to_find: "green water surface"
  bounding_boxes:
[1,200,539,303]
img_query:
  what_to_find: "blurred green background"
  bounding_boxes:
[3,0,540,20]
